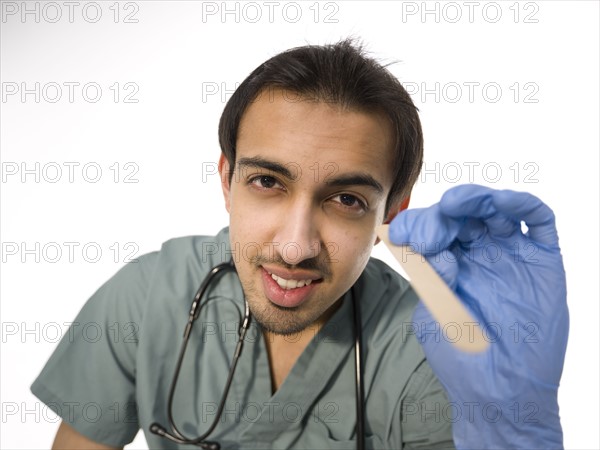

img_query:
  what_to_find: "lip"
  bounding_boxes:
[261,264,322,282]
[260,267,322,308]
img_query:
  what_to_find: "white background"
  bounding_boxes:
[1,1,598,448]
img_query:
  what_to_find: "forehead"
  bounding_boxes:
[236,88,395,186]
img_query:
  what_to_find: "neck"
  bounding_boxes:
[263,300,342,393]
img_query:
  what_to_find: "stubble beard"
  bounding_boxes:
[237,253,335,336]
[243,278,321,336]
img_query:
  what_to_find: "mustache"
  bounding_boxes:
[250,253,332,279]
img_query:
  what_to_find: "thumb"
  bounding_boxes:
[389,204,463,254]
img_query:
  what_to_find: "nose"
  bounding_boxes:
[273,197,322,266]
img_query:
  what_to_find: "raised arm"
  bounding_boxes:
[388,184,569,449]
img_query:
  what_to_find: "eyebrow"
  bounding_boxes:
[325,173,383,194]
[236,156,384,193]
[237,157,298,181]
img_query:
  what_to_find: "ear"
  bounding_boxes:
[218,153,232,213]
[374,195,411,245]
[384,195,411,224]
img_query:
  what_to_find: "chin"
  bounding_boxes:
[248,300,320,337]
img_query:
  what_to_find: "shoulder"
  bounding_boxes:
[78,228,232,319]
[355,259,455,446]
[359,256,426,380]
[138,227,232,281]
[359,256,418,323]
[358,256,424,373]
[122,227,236,310]
[98,227,231,286]
[156,227,231,265]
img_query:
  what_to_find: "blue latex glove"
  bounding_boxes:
[389,184,569,450]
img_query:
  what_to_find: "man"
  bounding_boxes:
[32,39,568,449]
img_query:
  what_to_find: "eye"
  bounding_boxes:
[249,175,282,190]
[330,193,367,212]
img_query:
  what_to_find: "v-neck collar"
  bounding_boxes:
[237,290,355,444]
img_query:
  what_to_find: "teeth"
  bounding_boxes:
[270,273,314,290]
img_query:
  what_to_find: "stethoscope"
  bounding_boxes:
[149,259,366,450]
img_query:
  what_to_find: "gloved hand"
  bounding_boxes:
[389,184,569,450]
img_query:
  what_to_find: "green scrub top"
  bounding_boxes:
[31,227,454,449]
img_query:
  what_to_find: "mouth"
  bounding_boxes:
[260,267,323,308]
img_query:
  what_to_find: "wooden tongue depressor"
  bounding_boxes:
[375,224,489,353]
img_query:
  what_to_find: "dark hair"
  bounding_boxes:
[218,38,423,214]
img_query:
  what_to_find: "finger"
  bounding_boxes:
[493,190,559,247]
[440,185,558,246]
[439,184,498,219]
[424,250,460,290]
[455,217,487,243]
[388,204,462,254]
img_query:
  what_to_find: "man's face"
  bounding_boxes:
[219,88,395,335]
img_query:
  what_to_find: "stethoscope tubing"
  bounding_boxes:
[150,259,365,450]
